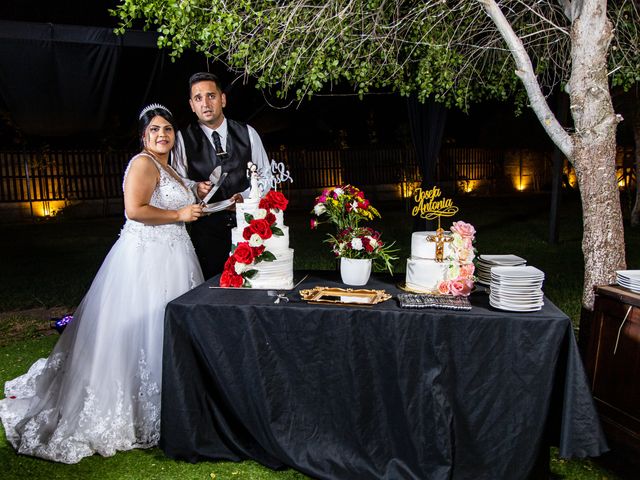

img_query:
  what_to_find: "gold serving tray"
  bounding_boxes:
[299,286,392,306]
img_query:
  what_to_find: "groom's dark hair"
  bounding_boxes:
[188,72,223,97]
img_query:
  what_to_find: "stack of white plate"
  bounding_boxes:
[489,266,545,312]
[616,270,640,293]
[476,254,527,285]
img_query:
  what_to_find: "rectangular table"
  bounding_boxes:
[160,272,607,480]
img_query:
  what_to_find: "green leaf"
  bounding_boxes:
[260,251,276,262]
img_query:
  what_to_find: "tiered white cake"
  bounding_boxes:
[231,197,294,289]
[405,231,453,292]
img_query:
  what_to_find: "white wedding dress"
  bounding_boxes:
[0,154,204,463]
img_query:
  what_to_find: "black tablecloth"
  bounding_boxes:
[160,272,607,480]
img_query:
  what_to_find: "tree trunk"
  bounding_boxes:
[567,1,626,309]
[631,107,640,227]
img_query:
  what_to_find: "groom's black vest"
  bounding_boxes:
[181,119,251,202]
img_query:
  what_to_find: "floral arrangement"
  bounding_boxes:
[220,190,287,287]
[311,185,380,230]
[437,221,476,296]
[311,185,397,273]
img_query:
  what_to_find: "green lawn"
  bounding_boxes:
[1,192,638,479]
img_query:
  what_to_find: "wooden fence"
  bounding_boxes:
[0,146,564,205]
[0,149,131,202]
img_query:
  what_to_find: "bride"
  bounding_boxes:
[0,104,207,463]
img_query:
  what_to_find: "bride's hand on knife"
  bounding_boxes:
[177,204,204,222]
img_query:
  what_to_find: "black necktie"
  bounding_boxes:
[212,131,228,160]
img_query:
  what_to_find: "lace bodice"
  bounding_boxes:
[120,154,196,246]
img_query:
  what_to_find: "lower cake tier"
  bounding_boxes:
[231,226,290,251]
[405,258,449,292]
[246,248,294,289]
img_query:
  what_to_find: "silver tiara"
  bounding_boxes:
[139,103,172,120]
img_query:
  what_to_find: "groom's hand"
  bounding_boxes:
[196,181,212,201]
[226,193,244,211]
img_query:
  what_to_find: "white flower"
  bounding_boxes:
[313,204,326,215]
[452,232,465,250]
[350,200,359,212]
[254,208,267,219]
[350,237,364,250]
[234,262,248,274]
[447,263,460,280]
[248,233,263,247]
[367,237,378,249]
[334,187,344,196]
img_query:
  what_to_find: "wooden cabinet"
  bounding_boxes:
[584,286,640,457]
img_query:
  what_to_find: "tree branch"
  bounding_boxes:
[479,0,573,158]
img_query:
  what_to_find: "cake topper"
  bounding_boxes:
[246,161,262,199]
[411,186,459,228]
[412,186,459,262]
[268,159,293,191]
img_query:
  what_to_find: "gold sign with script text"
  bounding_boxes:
[411,186,459,221]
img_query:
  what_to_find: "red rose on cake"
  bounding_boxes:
[220,256,244,287]
[259,190,288,212]
[243,218,273,241]
[233,242,256,265]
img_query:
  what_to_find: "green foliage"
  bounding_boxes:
[111,1,639,111]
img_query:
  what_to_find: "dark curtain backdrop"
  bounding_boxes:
[407,95,448,231]
[0,20,160,137]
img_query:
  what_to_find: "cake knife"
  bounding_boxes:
[200,170,228,205]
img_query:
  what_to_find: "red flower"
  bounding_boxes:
[251,245,265,257]
[310,219,318,229]
[247,218,273,240]
[233,242,255,264]
[260,190,289,211]
[265,212,276,226]
[362,237,374,253]
[220,269,243,287]
[223,255,237,270]
[358,198,370,209]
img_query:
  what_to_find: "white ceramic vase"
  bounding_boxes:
[340,257,372,286]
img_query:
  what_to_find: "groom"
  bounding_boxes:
[172,72,272,279]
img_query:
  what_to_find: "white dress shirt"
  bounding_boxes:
[172,118,273,198]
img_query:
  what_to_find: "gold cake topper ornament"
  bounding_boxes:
[411,186,458,262]
[427,228,452,262]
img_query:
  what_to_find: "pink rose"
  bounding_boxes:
[459,263,475,278]
[449,280,466,296]
[438,281,451,295]
[451,221,476,239]
[457,248,475,263]
[464,279,475,292]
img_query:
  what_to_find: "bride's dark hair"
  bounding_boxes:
[138,105,177,149]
